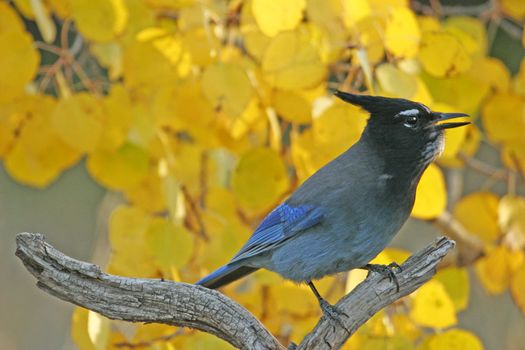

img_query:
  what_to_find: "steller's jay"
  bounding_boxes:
[197,91,469,317]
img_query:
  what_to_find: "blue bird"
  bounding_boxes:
[197,91,469,316]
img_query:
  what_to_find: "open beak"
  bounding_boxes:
[434,112,470,130]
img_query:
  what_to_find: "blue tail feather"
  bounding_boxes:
[196,264,258,289]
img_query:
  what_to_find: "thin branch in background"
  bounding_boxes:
[181,185,209,241]
[458,152,509,182]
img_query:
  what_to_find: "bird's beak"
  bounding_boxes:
[434,112,470,130]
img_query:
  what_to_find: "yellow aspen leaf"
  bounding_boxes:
[231,147,289,213]
[312,103,367,159]
[384,7,420,58]
[98,84,133,152]
[352,17,385,65]
[306,0,343,31]
[439,123,470,166]
[13,0,34,18]
[357,335,415,350]
[91,42,123,80]
[428,329,483,350]
[107,205,157,277]
[481,93,525,147]
[181,28,220,66]
[510,262,525,315]
[342,0,371,27]
[453,192,501,244]
[411,164,446,219]
[445,16,487,57]
[390,314,421,341]
[252,0,305,37]
[371,247,410,266]
[418,16,441,32]
[71,307,96,350]
[52,93,104,152]
[376,63,418,99]
[474,245,517,294]
[501,0,525,19]
[123,32,189,90]
[146,218,194,275]
[124,171,167,213]
[182,332,235,350]
[201,62,254,117]
[71,0,128,42]
[272,89,312,124]
[262,29,325,90]
[271,282,318,316]
[87,311,110,350]
[87,142,149,191]
[435,266,470,311]
[499,195,525,250]
[47,0,72,18]
[470,57,510,92]
[410,279,457,328]
[4,95,80,188]
[240,0,271,61]
[0,2,40,104]
[419,31,471,77]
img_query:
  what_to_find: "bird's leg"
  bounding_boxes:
[360,262,402,292]
[307,280,350,332]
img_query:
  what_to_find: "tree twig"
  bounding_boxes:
[15,232,454,350]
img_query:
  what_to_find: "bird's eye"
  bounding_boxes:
[403,116,418,128]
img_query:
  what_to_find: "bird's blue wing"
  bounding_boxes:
[230,203,324,263]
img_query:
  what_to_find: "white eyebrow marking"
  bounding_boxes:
[398,109,420,116]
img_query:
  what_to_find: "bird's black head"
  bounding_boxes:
[334,90,469,167]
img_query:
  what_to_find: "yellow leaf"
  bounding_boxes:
[52,93,104,152]
[0,2,40,104]
[98,84,133,152]
[453,192,501,244]
[481,93,525,147]
[410,279,457,328]
[91,42,123,80]
[272,89,312,124]
[123,31,190,90]
[428,329,483,350]
[87,142,149,190]
[71,0,128,42]
[13,0,35,18]
[201,62,254,117]
[124,171,167,213]
[499,195,525,250]
[231,147,289,213]
[146,218,194,276]
[371,247,410,266]
[434,266,470,311]
[444,16,486,57]
[252,0,305,37]
[262,29,325,90]
[474,245,518,294]
[4,95,80,188]
[107,205,157,277]
[411,164,446,219]
[501,0,525,20]
[376,63,418,98]
[510,262,525,315]
[71,307,95,350]
[384,7,420,58]
[358,335,415,350]
[419,31,471,77]
[87,311,110,350]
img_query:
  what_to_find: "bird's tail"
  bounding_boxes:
[196,264,258,289]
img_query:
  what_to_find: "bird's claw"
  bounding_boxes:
[363,262,402,292]
[319,299,351,332]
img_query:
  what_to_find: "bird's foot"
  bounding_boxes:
[319,299,351,333]
[362,262,402,292]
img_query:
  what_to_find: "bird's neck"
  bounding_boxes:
[357,137,431,191]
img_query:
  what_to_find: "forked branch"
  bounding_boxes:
[15,232,454,350]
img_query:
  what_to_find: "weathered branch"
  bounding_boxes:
[15,232,454,350]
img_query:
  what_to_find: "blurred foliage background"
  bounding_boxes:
[1,0,525,349]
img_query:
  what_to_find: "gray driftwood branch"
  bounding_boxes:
[15,232,454,350]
